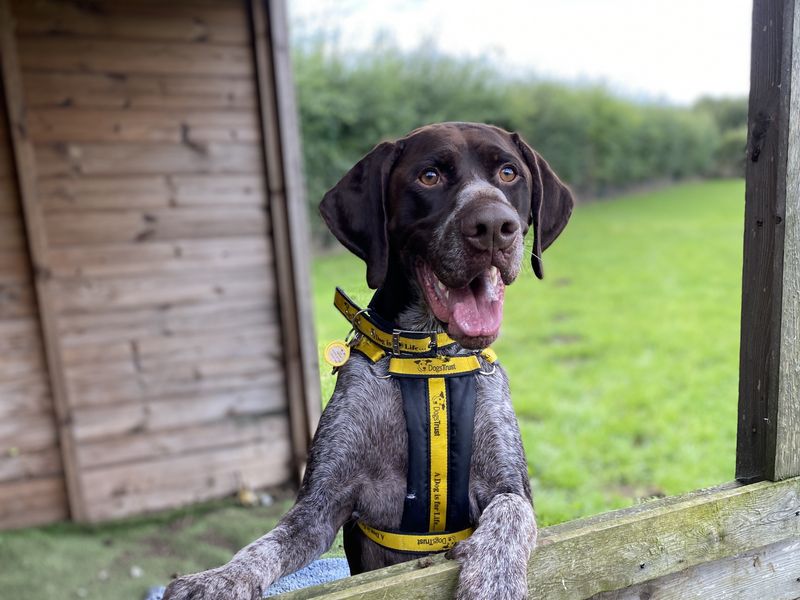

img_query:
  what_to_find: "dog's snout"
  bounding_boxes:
[460,202,520,252]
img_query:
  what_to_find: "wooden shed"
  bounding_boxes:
[0,0,320,528]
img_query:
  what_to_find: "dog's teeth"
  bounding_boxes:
[489,266,499,286]
[443,289,449,300]
[435,280,445,295]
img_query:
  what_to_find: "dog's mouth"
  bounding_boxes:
[416,262,505,348]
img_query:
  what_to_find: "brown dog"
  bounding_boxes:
[164,122,573,600]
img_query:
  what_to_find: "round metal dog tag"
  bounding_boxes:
[324,340,350,368]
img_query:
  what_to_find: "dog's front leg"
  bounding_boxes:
[164,495,352,600]
[448,492,536,600]
[163,396,361,600]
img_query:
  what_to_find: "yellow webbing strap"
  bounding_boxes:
[334,289,499,369]
[357,522,473,553]
[351,335,387,363]
[428,377,448,531]
[481,347,498,363]
[334,288,456,354]
[388,354,490,377]
[352,335,496,371]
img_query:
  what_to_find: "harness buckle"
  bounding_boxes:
[391,329,401,355]
[391,328,439,356]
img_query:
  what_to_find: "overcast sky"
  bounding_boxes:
[289,0,752,105]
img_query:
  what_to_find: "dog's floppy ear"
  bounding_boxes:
[512,134,574,279]
[319,141,400,289]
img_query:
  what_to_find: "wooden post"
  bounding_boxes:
[775,0,800,481]
[0,0,86,519]
[248,0,322,480]
[736,0,800,483]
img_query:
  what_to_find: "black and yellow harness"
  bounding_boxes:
[326,288,497,573]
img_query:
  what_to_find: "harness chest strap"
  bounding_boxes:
[356,372,476,554]
[357,522,473,553]
[332,288,496,556]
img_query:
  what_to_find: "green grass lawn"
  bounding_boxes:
[313,179,745,525]
[0,498,292,600]
[0,180,744,599]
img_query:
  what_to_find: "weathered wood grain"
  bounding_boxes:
[28,108,260,144]
[0,0,74,522]
[0,411,60,453]
[63,327,278,378]
[0,475,68,529]
[76,414,288,469]
[0,375,52,418]
[44,206,268,246]
[0,346,45,378]
[268,0,322,446]
[0,217,25,250]
[17,36,253,77]
[0,177,21,214]
[12,0,249,44]
[0,316,41,352]
[275,479,800,600]
[736,0,796,482]
[0,0,300,527]
[22,71,256,110]
[36,0,248,28]
[250,0,322,482]
[80,437,292,521]
[0,282,36,318]
[71,384,286,442]
[775,0,800,480]
[0,249,30,282]
[39,174,266,212]
[65,355,284,408]
[0,143,13,180]
[0,446,62,483]
[34,141,262,177]
[51,267,274,314]
[595,537,800,599]
[57,296,275,346]
[47,237,271,279]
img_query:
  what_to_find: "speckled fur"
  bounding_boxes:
[164,341,535,599]
[163,123,575,600]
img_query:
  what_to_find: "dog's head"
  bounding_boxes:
[320,122,573,349]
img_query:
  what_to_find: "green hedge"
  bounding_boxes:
[294,46,746,244]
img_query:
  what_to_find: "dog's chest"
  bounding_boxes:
[343,365,495,528]
[349,375,409,526]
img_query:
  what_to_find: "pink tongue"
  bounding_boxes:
[445,282,503,338]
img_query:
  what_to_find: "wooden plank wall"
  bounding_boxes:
[2,0,293,522]
[0,72,69,529]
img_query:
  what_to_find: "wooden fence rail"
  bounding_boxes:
[275,478,800,599]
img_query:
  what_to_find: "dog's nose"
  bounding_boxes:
[460,203,520,252]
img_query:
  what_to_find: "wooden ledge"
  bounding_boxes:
[275,478,800,599]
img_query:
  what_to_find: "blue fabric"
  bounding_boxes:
[143,558,350,600]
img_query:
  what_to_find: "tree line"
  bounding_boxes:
[293,45,747,245]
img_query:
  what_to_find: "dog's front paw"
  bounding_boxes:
[447,493,536,600]
[448,534,528,600]
[162,563,262,600]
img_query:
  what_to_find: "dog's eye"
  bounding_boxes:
[499,165,517,183]
[419,168,440,186]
